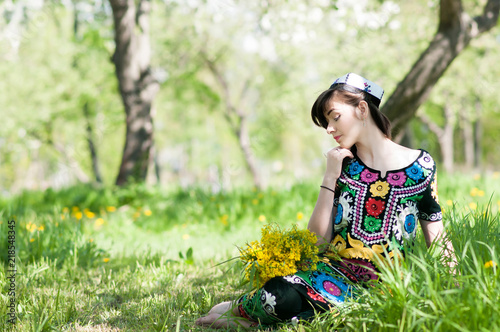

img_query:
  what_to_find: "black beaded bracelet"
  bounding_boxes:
[320,185,335,193]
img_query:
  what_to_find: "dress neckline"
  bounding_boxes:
[353,149,424,179]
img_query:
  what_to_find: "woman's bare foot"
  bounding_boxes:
[196,301,253,329]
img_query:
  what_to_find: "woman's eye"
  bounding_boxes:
[334,115,340,121]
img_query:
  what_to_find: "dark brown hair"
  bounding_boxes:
[311,83,392,139]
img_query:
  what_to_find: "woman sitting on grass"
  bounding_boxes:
[196,73,456,329]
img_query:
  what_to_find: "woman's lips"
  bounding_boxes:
[334,135,341,142]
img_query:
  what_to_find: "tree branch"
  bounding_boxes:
[417,113,444,138]
[438,0,463,31]
[474,0,500,35]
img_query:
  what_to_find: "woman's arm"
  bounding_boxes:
[308,188,336,247]
[308,147,353,248]
[420,219,457,270]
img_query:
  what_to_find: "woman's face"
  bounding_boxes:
[323,95,364,149]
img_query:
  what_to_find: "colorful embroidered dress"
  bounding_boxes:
[238,149,442,326]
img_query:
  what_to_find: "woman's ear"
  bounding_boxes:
[357,100,369,119]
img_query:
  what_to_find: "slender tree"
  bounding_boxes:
[383,0,500,138]
[109,0,159,185]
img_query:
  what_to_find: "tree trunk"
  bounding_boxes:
[201,52,263,189]
[459,105,475,170]
[382,0,500,138]
[83,101,103,183]
[474,99,483,169]
[109,0,159,186]
[418,105,455,172]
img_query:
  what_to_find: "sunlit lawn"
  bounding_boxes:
[1,172,499,331]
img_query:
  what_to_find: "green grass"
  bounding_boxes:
[0,172,499,331]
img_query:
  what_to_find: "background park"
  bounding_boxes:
[1,0,500,331]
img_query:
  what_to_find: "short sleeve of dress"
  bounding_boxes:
[417,155,442,222]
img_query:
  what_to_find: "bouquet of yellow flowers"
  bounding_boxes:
[238,224,319,288]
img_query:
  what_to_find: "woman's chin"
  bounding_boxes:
[338,142,353,149]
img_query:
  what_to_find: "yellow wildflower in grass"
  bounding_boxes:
[103,258,110,263]
[220,214,229,226]
[84,210,96,218]
[132,211,141,219]
[89,238,94,243]
[143,209,152,216]
[258,215,266,222]
[473,174,481,181]
[62,207,69,213]
[470,187,484,197]
[74,211,83,220]
[468,202,477,210]
[26,222,37,233]
[72,206,80,213]
[94,218,105,228]
[239,224,319,288]
[484,260,497,268]
[37,225,45,231]
[106,206,116,212]
[297,212,304,221]
[182,234,190,240]
[30,238,35,243]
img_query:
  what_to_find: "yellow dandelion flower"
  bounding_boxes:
[143,209,152,216]
[106,206,116,212]
[30,238,35,242]
[220,214,229,226]
[477,190,485,197]
[37,225,45,231]
[132,211,141,219]
[89,238,94,243]
[103,258,110,263]
[61,214,66,220]
[446,200,453,206]
[470,187,479,197]
[74,211,83,220]
[252,199,259,205]
[473,174,481,180]
[297,212,304,220]
[258,215,266,222]
[72,206,80,212]
[85,211,96,218]
[62,207,69,213]
[468,202,477,210]
[182,234,190,240]
[484,260,496,268]
[26,222,37,233]
[95,218,105,227]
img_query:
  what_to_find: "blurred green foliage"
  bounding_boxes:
[0,0,499,192]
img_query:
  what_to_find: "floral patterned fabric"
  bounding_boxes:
[238,149,442,326]
[331,149,442,263]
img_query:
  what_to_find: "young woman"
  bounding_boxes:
[196,73,456,329]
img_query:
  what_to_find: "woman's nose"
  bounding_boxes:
[326,122,336,134]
